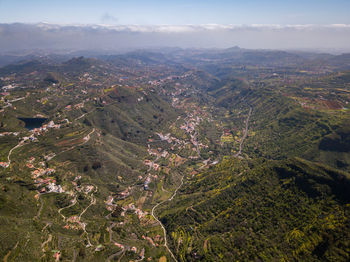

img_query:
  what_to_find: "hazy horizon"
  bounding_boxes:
[1,23,350,54]
[1,0,350,54]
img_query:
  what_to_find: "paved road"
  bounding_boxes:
[234,107,252,157]
[5,140,25,168]
[58,196,77,221]
[151,175,184,262]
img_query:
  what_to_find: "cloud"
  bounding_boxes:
[16,23,350,33]
[100,13,119,24]
[0,23,350,52]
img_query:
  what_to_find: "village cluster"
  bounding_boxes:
[0,59,248,261]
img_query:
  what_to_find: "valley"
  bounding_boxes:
[0,48,349,261]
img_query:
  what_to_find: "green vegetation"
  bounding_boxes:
[159,158,350,261]
[0,51,349,261]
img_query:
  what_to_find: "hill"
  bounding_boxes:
[0,50,349,261]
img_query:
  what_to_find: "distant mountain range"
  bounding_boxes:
[1,23,350,53]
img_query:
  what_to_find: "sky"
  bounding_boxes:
[1,0,350,25]
[0,0,350,52]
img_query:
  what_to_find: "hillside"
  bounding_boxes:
[0,50,349,261]
[159,157,350,261]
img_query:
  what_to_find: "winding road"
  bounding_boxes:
[74,108,96,121]
[58,196,77,221]
[78,189,96,220]
[151,175,184,262]
[34,194,44,220]
[234,107,252,157]
[3,140,26,169]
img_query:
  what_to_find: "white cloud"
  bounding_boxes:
[24,23,350,33]
[0,23,350,52]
